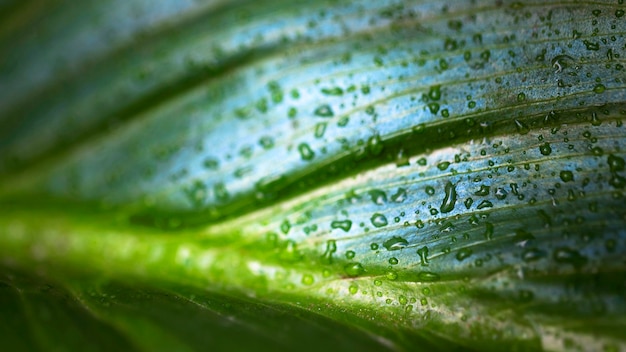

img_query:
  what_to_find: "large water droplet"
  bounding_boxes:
[383,236,408,251]
[440,181,457,213]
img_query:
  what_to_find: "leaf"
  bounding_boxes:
[1,0,626,351]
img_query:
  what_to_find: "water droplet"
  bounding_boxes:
[522,248,546,262]
[428,85,442,100]
[391,188,407,203]
[593,84,606,94]
[477,200,493,209]
[331,220,352,232]
[464,197,473,209]
[302,274,314,285]
[321,87,343,96]
[607,154,625,172]
[370,243,379,250]
[517,93,526,102]
[559,170,574,182]
[349,284,358,295]
[437,161,450,171]
[280,220,291,234]
[314,123,327,138]
[456,248,472,261]
[425,186,435,195]
[389,257,399,265]
[416,271,440,282]
[298,143,315,161]
[609,174,626,188]
[345,250,355,259]
[344,262,365,277]
[373,279,382,286]
[321,240,337,263]
[475,185,490,196]
[440,181,457,213]
[367,135,384,156]
[370,213,388,228]
[416,246,429,265]
[386,271,398,280]
[383,236,408,251]
[553,247,587,268]
[368,189,387,205]
[214,182,229,202]
[398,295,408,305]
[427,102,440,115]
[539,143,552,156]
[495,187,507,200]
[314,105,333,117]
[484,222,494,240]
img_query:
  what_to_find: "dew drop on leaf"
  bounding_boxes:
[314,104,334,117]
[416,271,440,282]
[456,248,473,261]
[370,213,388,228]
[539,143,552,155]
[368,189,387,205]
[440,181,457,213]
[559,170,574,182]
[330,220,352,232]
[553,247,588,268]
[593,84,606,94]
[416,246,430,265]
[298,143,315,161]
[344,262,365,277]
[522,248,547,262]
[607,154,625,172]
[383,236,408,251]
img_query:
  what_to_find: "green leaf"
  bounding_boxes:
[1,0,626,350]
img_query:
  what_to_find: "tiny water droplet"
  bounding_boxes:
[389,257,399,265]
[345,250,355,259]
